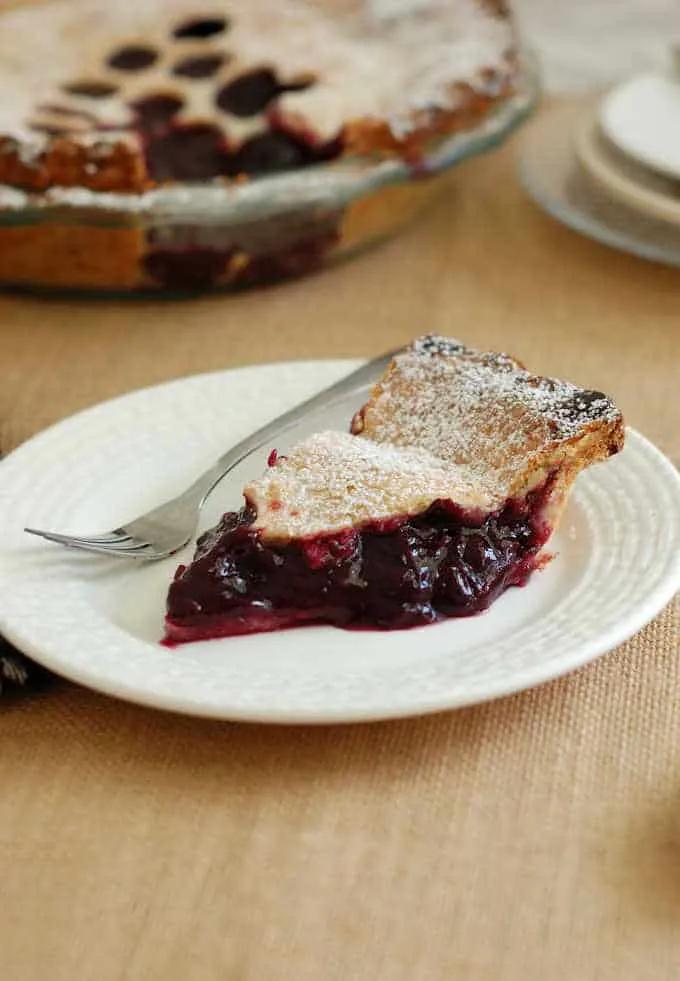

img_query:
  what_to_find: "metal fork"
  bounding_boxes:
[24,348,400,561]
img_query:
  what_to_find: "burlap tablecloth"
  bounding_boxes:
[1,105,680,980]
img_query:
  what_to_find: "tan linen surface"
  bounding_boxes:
[1,106,680,980]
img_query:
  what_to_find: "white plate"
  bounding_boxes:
[1,361,679,724]
[575,113,680,227]
[518,99,680,267]
[600,73,680,181]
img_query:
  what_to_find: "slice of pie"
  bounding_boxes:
[163,336,624,644]
[0,0,520,290]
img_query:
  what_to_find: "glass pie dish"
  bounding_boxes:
[0,0,539,296]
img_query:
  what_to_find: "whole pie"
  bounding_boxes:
[0,0,520,290]
[163,336,625,644]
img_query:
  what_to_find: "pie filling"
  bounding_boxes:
[129,88,341,186]
[163,478,554,645]
[124,81,341,287]
[143,230,340,290]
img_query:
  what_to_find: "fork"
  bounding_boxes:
[24,348,400,561]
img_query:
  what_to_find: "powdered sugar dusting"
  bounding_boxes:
[245,336,623,540]
[410,335,620,441]
[0,185,27,209]
[355,335,623,494]
[0,0,513,152]
[247,430,496,539]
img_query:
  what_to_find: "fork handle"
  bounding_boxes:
[184,347,403,507]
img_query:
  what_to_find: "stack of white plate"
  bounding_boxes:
[518,59,680,266]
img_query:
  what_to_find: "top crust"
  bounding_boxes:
[352,335,624,500]
[0,0,516,192]
[245,335,624,541]
[246,430,500,539]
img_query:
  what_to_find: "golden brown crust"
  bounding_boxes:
[0,82,513,194]
[351,336,625,529]
[290,79,515,165]
[244,336,624,542]
[0,137,146,194]
[0,223,147,289]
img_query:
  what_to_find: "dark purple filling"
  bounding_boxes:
[131,92,339,184]
[108,45,159,72]
[231,231,339,286]
[146,123,232,182]
[143,248,231,290]
[172,54,228,79]
[132,94,185,127]
[143,232,338,291]
[215,69,314,118]
[172,17,229,39]
[164,485,553,644]
[231,130,313,173]
[216,68,282,117]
